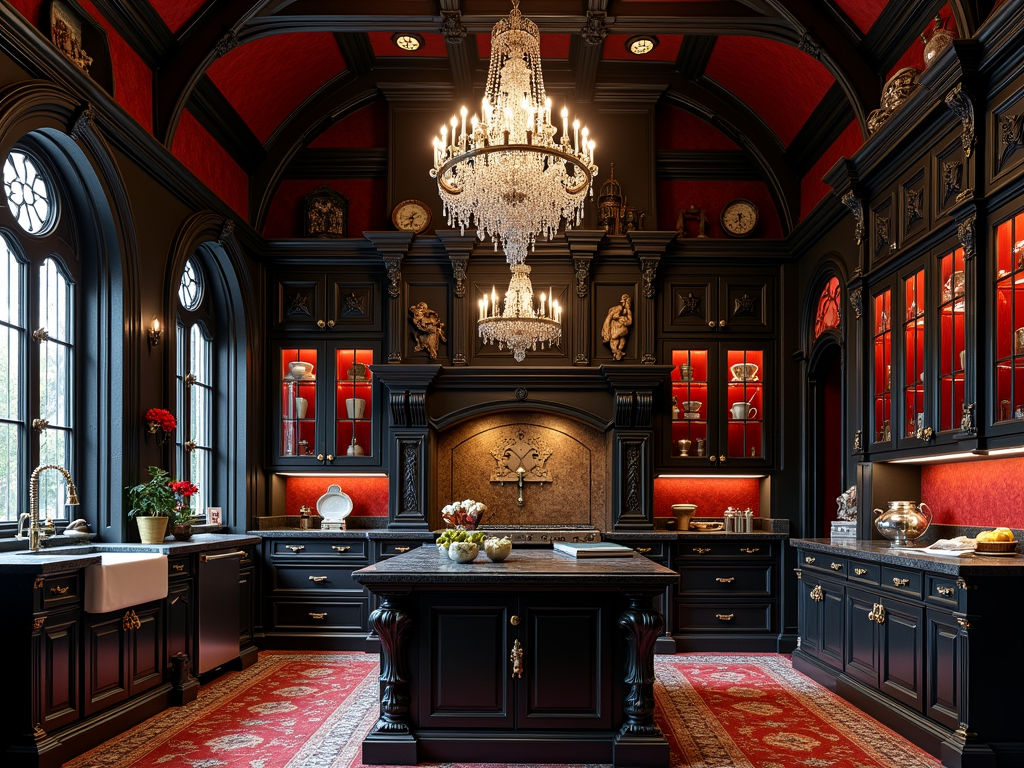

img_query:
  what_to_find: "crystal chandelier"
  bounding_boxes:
[430,0,596,361]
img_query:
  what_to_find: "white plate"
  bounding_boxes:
[974,550,1019,557]
[317,484,353,521]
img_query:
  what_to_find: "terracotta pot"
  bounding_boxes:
[137,515,169,544]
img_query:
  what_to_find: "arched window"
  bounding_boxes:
[1,146,79,524]
[176,256,214,519]
[814,276,841,338]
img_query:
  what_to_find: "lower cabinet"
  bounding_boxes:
[38,606,82,734]
[83,602,164,716]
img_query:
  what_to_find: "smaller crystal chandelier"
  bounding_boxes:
[478,265,561,362]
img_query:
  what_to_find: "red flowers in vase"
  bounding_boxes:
[145,408,176,444]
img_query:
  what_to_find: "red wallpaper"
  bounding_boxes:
[207,33,346,144]
[656,105,739,151]
[285,476,388,518]
[368,32,448,58]
[172,110,249,218]
[148,0,205,34]
[309,101,388,148]
[653,477,760,518]
[78,0,153,133]
[657,179,782,238]
[833,0,889,35]
[602,34,683,62]
[8,0,46,27]
[262,178,387,238]
[478,33,571,60]
[921,457,1024,528]
[887,6,958,79]
[800,119,863,220]
[705,36,834,147]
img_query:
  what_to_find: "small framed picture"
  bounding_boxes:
[207,507,223,525]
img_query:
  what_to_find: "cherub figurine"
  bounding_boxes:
[409,301,446,359]
[601,294,633,361]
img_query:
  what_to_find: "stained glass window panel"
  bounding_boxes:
[814,276,841,338]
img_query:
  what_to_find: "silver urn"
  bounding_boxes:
[873,500,932,548]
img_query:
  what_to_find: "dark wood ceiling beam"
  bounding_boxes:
[675,35,717,80]
[334,32,376,77]
[186,77,267,174]
[862,0,948,72]
[285,148,388,178]
[784,81,855,178]
[657,150,760,180]
[87,0,175,68]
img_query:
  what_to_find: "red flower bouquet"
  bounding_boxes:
[145,408,176,433]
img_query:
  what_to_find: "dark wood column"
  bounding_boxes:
[366,232,415,363]
[363,590,417,764]
[436,230,478,366]
[566,230,605,366]
[627,232,676,364]
[614,590,668,768]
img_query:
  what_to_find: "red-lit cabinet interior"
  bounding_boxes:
[275,345,376,467]
[937,247,966,433]
[669,346,769,467]
[871,288,893,445]
[994,209,1024,425]
[902,268,926,442]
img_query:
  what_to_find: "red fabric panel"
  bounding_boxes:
[833,0,889,35]
[478,33,571,60]
[172,110,249,219]
[657,105,739,150]
[7,0,46,27]
[657,179,782,238]
[921,457,1024,528]
[653,477,760,518]
[602,34,683,62]
[262,178,387,238]
[77,0,153,133]
[147,0,205,34]
[705,36,834,147]
[284,475,388,518]
[800,119,863,220]
[367,32,448,58]
[207,33,345,144]
[887,5,958,78]
[309,101,388,148]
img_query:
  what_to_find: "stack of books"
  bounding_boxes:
[830,520,857,540]
[552,542,634,558]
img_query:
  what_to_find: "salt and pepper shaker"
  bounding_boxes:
[723,507,736,532]
[299,504,311,529]
[744,507,754,533]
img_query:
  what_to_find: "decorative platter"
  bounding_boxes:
[317,484,353,523]
[689,521,724,531]
[974,550,1019,557]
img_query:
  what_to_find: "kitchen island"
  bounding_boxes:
[352,546,678,768]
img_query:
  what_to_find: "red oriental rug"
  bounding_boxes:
[63,652,941,768]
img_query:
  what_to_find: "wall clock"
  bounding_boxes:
[392,199,432,234]
[720,199,759,237]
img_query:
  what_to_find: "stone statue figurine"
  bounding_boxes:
[409,301,447,359]
[836,485,857,521]
[601,294,633,361]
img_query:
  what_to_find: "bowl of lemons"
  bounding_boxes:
[974,527,1018,555]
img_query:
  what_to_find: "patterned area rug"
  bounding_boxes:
[64,652,942,768]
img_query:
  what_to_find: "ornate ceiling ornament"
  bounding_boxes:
[945,84,976,158]
[581,11,608,46]
[440,10,467,44]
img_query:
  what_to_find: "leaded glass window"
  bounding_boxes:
[814,276,841,338]
[4,149,56,234]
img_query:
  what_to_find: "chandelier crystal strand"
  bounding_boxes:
[478,265,561,363]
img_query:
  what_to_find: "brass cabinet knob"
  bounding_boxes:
[327,319,336,328]
[510,615,520,626]
[805,556,816,564]
[809,585,823,602]
[316,454,324,461]
[740,547,760,554]
[395,546,411,553]
[854,568,867,576]
[326,454,335,462]
[693,547,711,554]
[718,319,726,327]
[636,547,652,553]
[332,546,351,553]
[936,586,955,597]
[309,612,327,620]
[708,321,716,328]
[719,455,726,463]
[893,577,910,587]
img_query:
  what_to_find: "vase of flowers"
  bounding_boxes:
[170,480,200,540]
[145,408,176,445]
[126,466,199,544]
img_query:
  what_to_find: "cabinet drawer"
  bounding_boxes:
[676,540,774,559]
[269,539,368,562]
[881,565,923,598]
[42,573,80,607]
[271,564,362,594]
[377,540,426,559]
[678,565,774,597]
[168,556,190,578]
[926,575,959,607]
[848,561,880,585]
[674,602,774,632]
[270,599,367,632]
[800,552,848,578]
[631,541,669,561]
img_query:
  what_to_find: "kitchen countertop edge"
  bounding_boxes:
[790,538,1024,574]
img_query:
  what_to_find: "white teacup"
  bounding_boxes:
[290,361,314,379]
[730,402,757,420]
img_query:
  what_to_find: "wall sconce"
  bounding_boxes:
[148,317,162,347]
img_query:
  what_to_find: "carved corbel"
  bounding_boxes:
[68,104,94,140]
[218,218,235,244]
[440,10,467,44]
[384,256,402,298]
[945,84,976,158]
[957,214,976,261]
[581,11,608,45]
[848,287,863,320]
[641,258,659,300]
[841,192,864,246]
[574,258,591,298]
[450,257,467,298]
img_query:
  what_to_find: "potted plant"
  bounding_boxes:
[126,467,199,543]
[169,479,200,540]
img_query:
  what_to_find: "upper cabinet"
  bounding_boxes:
[991,206,1024,431]
[272,270,382,333]
[663,272,775,336]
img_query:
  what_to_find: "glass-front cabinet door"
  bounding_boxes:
[872,287,893,446]
[669,345,769,468]
[900,267,927,446]
[994,209,1024,426]
[937,246,966,433]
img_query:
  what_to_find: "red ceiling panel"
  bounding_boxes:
[368,31,448,58]
[477,32,571,60]
[602,33,683,62]
[832,0,889,35]
[657,104,739,150]
[147,0,206,34]
[309,100,388,148]
[705,36,834,147]
[172,110,248,219]
[800,119,862,220]
[207,33,346,144]
[7,0,46,27]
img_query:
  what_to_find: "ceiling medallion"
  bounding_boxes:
[392,32,423,51]
[626,35,658,56]
[431,0,596,361]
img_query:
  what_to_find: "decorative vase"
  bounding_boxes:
[172,522,193,541]
[137,515,169,544]
[922,16,954,68]
[295,396,308,419]
[447,541,478,563]
[345,397,366,419]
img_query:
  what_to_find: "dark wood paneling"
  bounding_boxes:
[286,148,388,179]
[656,150,759,181]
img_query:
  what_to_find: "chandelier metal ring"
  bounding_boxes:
[432,144,595,198]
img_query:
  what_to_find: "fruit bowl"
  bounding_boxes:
[974,540,1018,553]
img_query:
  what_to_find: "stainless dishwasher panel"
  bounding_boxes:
[197,550,242,674]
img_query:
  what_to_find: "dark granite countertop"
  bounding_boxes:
[353,547,678,588]
[606,531,787,541]
[791,538,1024,575]
[0,533,260,574]
[249,529,436,540]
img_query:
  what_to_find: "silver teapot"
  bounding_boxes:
[873,500,932,548]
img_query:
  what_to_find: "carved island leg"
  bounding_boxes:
[613,592,669,768]
[362,592,417,765]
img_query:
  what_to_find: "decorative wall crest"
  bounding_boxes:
[304,185,348,238]
[841,192,864,245]
[602,294,633,360]
[678,292,702,317]
[489,429,553,483]
[733,294,756,318]
[999,112,1022,170]
[942,160,963,204]
[581,11,608,45]
[874,216,890,255]
[440,10,467,43]
[957,214,976,261]
[849,287,863,320]
[51,1,93,73]
[945,84,976,158]
[409,302,446,359]
[574,258,590,298]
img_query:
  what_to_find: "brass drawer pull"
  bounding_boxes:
[123,609,141,631]
[830,562,843,571]
[309,612,328,620]
[868,603,886,624]
[286,545,305,552]
[810,585,823,602]
[937,586,955,597]
[716,613,734,621]
[511,638,524,678]
[740,547,759,554]
[171,563,185,572]
[957,617,971,629]
[332,546,351,553]
[715,577,735,583]
[636,547,652,553]
[854,568,867,576]
[395,546,411,553]
[805,556,816,564]
[892,577,910,587]
[693,547,711,554]
[50,585,70,595]
[309,576,328,583]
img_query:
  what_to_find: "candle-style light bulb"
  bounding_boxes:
[561,107,569,141]
[588,139,595,165]
[573,119,580,151]
[540,292,546,316]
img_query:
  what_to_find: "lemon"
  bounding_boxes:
[994,527,1015,542]
[976,530,995,542]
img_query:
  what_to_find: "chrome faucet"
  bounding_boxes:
[22,465,80,551]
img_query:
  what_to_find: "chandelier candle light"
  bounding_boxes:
[431,0,597,362]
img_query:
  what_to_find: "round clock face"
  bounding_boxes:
[392,200,431,233]
[721,199,758,237]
